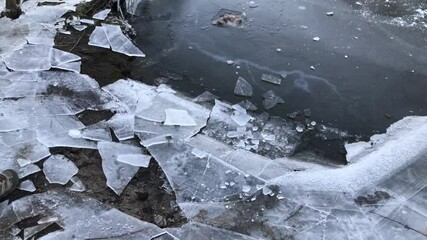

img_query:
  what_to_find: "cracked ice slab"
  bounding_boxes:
[98,142,145,195]
[0,191,166,239]
[147,140,265,204]
[269,116,427,193]
[43,154,79,185]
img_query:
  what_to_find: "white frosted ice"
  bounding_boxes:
[270,116,427,192]
[43,154,79,185]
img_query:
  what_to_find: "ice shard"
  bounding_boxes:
[234,77,253,97]
[88,26,110,49]
[97,142,144,195]
[93,9,111,20]
[43,155,79,185]
[261,74,281,85]
[102,24,146,57]
[18,180,36,192]
[117,153,151,167]
[262,90,284,109]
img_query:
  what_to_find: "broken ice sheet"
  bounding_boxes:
[166,222,258,240]
[164,109,197,126]
[193,91,218,103]
[88,26,110,49]
[93,8,111,20]
[43,154,78,185]
[97,142,144,195]
[261,74,281,85]
[3,44,52,71]
[18,180,36,192]
[117,153,151,167]
[262,90,284,109]
[103,24,146,57]
[234,77,253,97]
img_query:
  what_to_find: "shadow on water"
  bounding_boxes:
[127,0,427,162]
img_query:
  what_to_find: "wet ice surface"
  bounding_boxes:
[0,0,426,239]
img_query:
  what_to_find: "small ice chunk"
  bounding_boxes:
[249,1,258,8]
[69,176,86,192]
[80,19,95,25]
[276,48,282,52]
[37,216,59,224]
[156,84,176,93]
[310,65,316,70]
[164,109,197,126]
[117,154,151,167]
[238,100,258,111]
[226,60,234,65]
[242,185,251,193]
[231,110,252,126]
[18,164,41,179]
[262,90,284,109]
[88,26,110,49]
[43,155,79,185]
[261,74,281,85]
[24,222,53,240]
[191,148,208,158]
[193,91,218,103]
[313,37,320,41]
[234,77,253,97]
[93,9,111,20]
[68,129,82,138]
[326,12,334,16]
[72,24,87,31]
[18,180,36,192]
[140,134,172,147]
[296,126,304,133]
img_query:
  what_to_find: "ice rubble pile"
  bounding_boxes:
[1,1,427,239]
